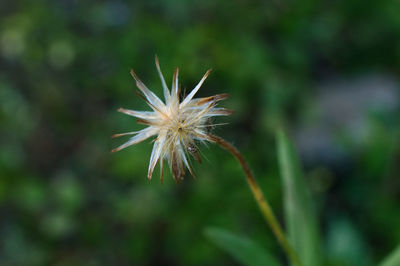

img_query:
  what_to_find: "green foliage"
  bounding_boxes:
[379,245,400,266]
[204,227,281,266]
[1,0,400,265]
[326,217,372,266]
[276,130,323,266]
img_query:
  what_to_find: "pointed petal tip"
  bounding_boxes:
[160,160,165,184]
[195,93,229,106]
[117,107,139,117]
[222,109,235,115]
[189,168,197,179]
[130,69,139,80]
[148,164,156,180]
[136,118,152,125]
[219,93,229,99]
[155,55,160,69]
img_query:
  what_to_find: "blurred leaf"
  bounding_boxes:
[379,245,400,266]
[204,227,281,266]
[276,130,323,266]
[326,217,372,266]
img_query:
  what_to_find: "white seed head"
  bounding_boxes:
[112,56,232,182]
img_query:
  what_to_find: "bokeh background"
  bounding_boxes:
[1,0,400,265]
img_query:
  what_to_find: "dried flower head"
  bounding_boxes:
[112,56,232,182]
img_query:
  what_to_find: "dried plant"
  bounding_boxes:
[113,56,301,266]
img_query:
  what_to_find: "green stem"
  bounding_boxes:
[208,134,302,266]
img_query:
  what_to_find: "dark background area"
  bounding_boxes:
[0,0,400,265]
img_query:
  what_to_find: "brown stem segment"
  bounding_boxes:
[208,134,302,266]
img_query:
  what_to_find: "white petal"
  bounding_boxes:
[160,159,165,183]
[130,70,165,110]
[148,135,166,179]
[172,68,179,96]
[112,127,157,153]
[155,55,170,104]
[204,108,234,117]
[112,130,141,138]
[184,101,215,126]
[180,69,211,107]
[118,108,157,119]
[184,93,229,107]
[169,68,180,110]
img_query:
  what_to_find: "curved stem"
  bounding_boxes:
[208,134,302,266]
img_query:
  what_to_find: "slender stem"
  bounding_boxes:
[208,134,302,266]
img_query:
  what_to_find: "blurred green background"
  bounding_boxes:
[1,0,400,265]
